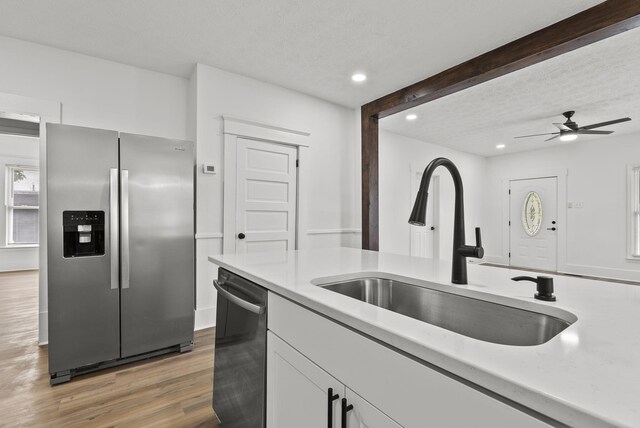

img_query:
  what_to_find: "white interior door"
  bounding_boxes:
[509,177,558,271]
[236,138,297,254]
[410,171,439,259]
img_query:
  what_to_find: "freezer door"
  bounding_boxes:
[47,124,120,374]
[119,133,194,357]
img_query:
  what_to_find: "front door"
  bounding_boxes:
[509,177,558,271]
[235,138,297,254]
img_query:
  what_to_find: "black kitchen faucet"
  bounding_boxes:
[409,157,484,284]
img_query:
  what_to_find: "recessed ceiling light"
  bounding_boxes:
[559,133,578,142]
[496,144,505,149]
[351,73,367,82]
[406,114,417,121]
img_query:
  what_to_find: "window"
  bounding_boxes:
[630,165,640,259]
[6,166,39,245]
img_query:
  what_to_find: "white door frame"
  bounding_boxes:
[501,169,567,272]
[222,116,310,255]
[0,92,61,345]
[409,166,440,259]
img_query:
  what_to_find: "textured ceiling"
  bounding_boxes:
[380,27,640,157]
[0,0,601,108]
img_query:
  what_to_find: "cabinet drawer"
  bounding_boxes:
[268,292,550,428]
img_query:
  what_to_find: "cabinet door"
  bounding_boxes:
[345,388,402,428]
[267,331,344,428]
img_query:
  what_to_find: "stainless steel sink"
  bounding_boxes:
[316,276,576,346]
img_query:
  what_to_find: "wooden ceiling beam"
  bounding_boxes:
[361,0,640,251]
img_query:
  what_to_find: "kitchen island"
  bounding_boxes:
[209,247,640,427]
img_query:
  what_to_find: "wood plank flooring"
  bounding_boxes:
[0,270,220,427]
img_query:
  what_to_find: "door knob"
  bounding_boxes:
[547,227,556,231]
[237,233,246,240]
[430,226,435,231]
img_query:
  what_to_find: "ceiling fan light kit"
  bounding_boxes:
[559,133,578,142]
[514,110,631,142]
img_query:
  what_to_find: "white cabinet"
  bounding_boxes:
[267,331,342,428]
[267,331,400,428]
[345,388,402,428]
[268,292,551,428]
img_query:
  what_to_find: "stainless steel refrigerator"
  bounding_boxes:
[47,124,195,385]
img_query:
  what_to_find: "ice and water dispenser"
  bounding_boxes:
[63,211,105,257]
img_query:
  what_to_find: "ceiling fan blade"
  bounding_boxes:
[514,132,558,139]
[553,123,572,131]
[576,130,614,135]
[544,135,561,142]
[580,117,631,130]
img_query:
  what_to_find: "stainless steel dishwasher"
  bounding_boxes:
[212,268,267,427]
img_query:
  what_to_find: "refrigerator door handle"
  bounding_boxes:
[121,169,130,289]
[109,168,119,290]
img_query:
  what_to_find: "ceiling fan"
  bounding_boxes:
[514,111,631,142]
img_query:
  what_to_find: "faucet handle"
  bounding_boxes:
[458,227,484,259]
[472,227,484,258]
[475,227,482,249]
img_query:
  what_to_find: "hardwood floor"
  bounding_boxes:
[0,270,220,427]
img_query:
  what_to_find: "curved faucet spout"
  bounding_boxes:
[408,157,483,284]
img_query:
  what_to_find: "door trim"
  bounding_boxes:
[222,116,310,254]
[500,169,567,272]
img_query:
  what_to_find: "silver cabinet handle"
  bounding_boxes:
[109,168,119,290]
[121,169,130,289]
[213,280,265,314]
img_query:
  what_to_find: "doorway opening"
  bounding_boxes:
[1,93,61,346]
[0,113,41,350]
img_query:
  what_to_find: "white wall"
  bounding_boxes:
[0,133,39,272]
[484,133,640,281]
[0,36,190,343]
[0,36,189,139]
[193,64,360,329]
[0,37,360,339]
[379,130,487,261]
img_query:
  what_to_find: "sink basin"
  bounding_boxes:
[315,276,576,346]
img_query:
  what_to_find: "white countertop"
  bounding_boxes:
[209,248,640,427]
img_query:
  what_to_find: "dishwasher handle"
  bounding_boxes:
[213,280,266,315]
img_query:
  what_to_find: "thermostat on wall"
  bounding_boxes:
[203,164,216,174]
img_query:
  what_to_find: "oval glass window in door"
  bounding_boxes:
[521,191,543,236]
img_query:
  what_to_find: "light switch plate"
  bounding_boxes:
[203,164,216,174]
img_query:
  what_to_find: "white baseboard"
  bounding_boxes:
[479,255,640,283]
[562,263,640,282]
[195,306,216,330]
